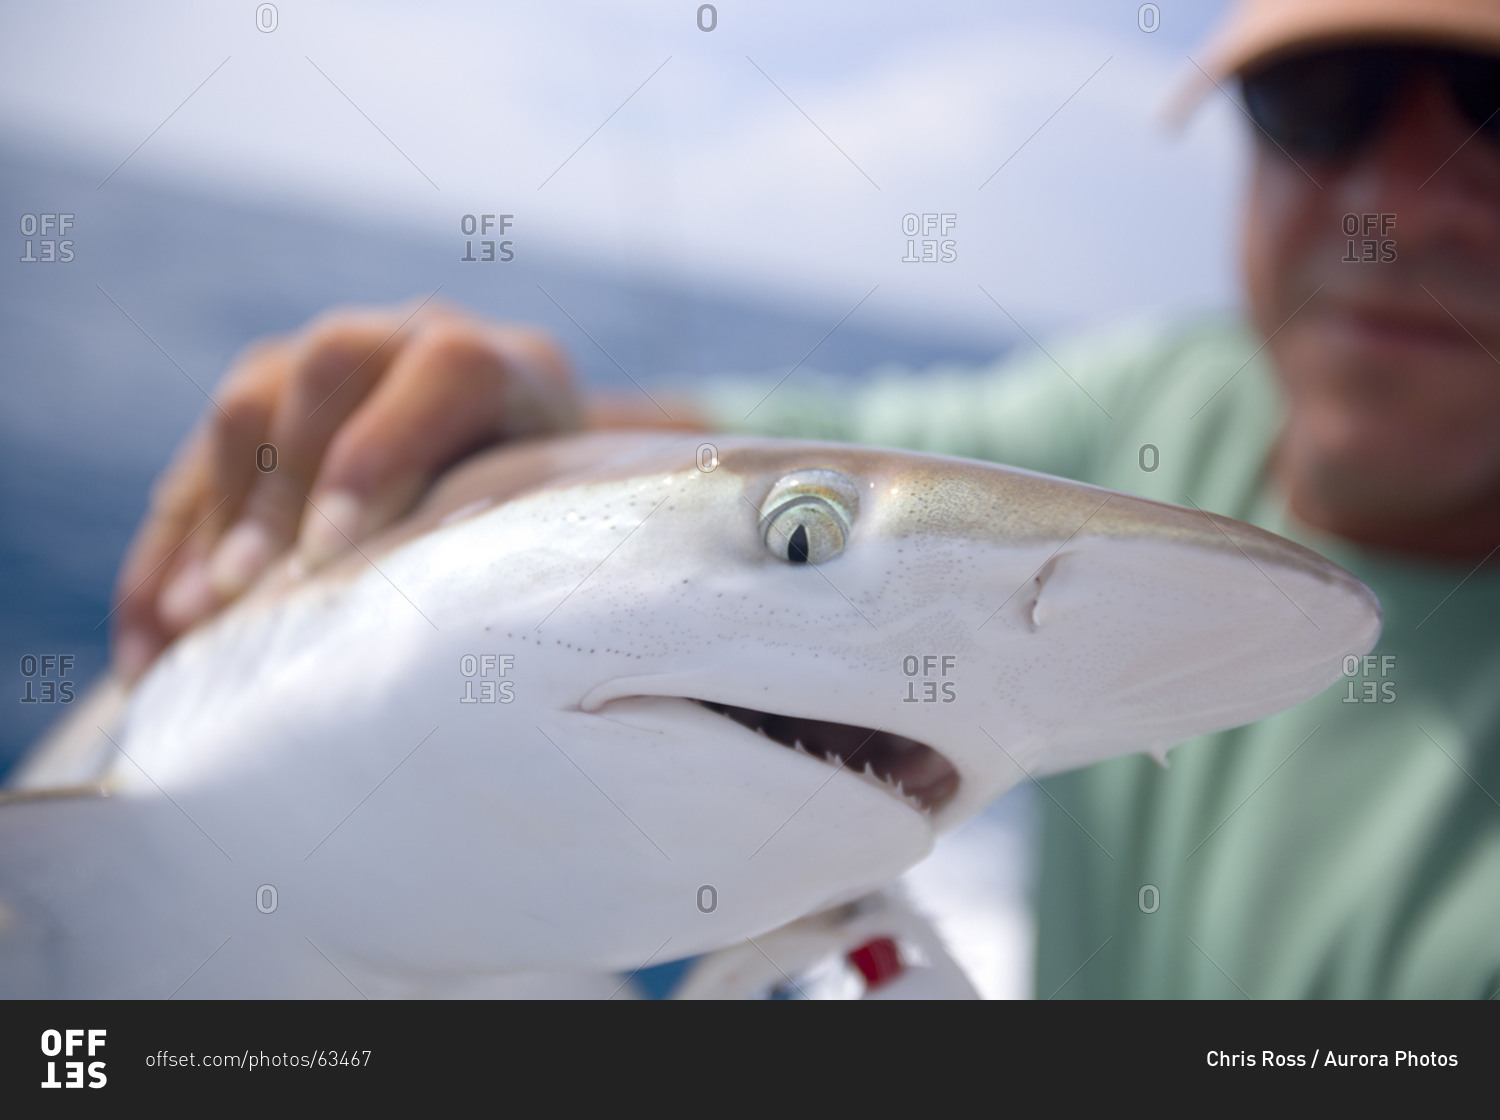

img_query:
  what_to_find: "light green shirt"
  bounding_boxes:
[701,316,1500,998]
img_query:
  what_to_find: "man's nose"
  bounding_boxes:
[1333,74,1500,248]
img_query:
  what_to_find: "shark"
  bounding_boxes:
[0,430,1381,997]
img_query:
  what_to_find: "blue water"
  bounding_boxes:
[0,139,1012,775]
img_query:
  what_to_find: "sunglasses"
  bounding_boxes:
[1240,45,1500,159]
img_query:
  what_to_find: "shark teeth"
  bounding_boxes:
[692,699,960,813]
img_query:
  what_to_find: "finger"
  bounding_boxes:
[295,322,580,566]
[206,309,416,597]
[203,338,296,539]
[110,425,218,681]
[148,340,295,636]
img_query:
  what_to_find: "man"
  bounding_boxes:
[111,0,1500,996]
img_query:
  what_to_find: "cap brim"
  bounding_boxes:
[1164,0,1500,129]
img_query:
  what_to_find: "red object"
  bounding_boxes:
[847,937,905,989]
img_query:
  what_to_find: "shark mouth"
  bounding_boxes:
[693,700,960,813]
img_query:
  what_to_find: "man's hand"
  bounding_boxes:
[110,302,581,683]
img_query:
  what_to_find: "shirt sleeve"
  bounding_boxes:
[693,318,1183,484]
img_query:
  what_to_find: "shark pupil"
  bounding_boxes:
[788,524,810,563]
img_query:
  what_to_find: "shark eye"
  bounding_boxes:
[758,470,860,565]
[763,499,846,564]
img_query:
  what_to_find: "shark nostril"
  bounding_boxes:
[1022,552,1069,632]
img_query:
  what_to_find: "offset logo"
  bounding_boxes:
[459,653,517,703]
[459,214,514,263]
[901,213,957,263]
[901,654,957,703]
[19,653,76,704]
[1342,212,1396,263]
[40,1029,106,1089]
[19,214,75,263]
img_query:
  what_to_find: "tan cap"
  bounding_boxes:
[1170,0,1500,123]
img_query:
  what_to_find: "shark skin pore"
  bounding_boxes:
[0,431,1380,997]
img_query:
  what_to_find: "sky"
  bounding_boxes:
[1,0,1247,338]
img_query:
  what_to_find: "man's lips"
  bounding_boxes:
[1317,303,1487,355]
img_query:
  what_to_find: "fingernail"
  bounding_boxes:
[208,521,275,597]
[159,558,220,627]
[299,491,364,569]
[114,631,157,682]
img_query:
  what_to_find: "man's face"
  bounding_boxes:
[1243,59,1500,518]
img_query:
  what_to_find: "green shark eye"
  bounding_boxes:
[758,470,860,565]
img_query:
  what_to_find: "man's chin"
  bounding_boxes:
[1271,330,1500,501]
[1275,385,1500,522]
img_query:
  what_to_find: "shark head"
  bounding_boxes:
[556,434,1383,819]
[15,431,1380,992]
